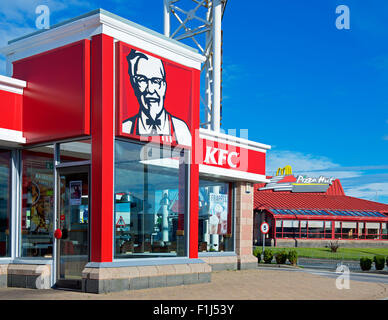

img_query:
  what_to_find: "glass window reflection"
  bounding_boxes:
[114,140,187,258]
[198,178,234,253]
[21,147,54,258]
[0,150,11,257]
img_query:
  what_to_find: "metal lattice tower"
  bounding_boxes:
[163,0,228,132]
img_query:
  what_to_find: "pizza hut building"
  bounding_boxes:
[0,9,270,292]
[254,166,388,248]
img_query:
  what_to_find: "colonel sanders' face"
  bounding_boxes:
[132,55,167,117]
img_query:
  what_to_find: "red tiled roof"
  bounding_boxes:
[254,179,388,213]
[325,179,345,196]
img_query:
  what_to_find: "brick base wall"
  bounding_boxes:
[81,262,212,294]
[3,264,51,289]
[200,256,238,271]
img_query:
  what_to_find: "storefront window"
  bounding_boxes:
[358,222,365,239]
[270,217,387,241]
[341,222,357,239]
[282,220,299,238]
[0,150,11,257]
[324,221,332,239]
[334,221,342,239]
[307,221,324,238]
[198,179,233,253]
[60,139,91,163]
[382,223,387,240]
[366,222,380,240]
[300,221,307,238]
[276,220,282,238]
[114,140,187,258]
[21,147,54,257]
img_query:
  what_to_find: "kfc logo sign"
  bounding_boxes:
[116,42,198,148]
[122,49,191,146]
[203,146,239,169]
[198,133,268,179]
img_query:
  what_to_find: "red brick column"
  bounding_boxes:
[235,182,257,269]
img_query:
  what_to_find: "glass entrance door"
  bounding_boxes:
[56,165,89,289]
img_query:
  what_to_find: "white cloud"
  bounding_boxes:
[0,0,72,26]
[266,148,366,180]
[265,150,361,178]
[0,0,93,33]
[266,150,334,173]
[383,135,388,141]
[0,0,93,74]
[346,183,388,200]
[266,149,388,204]
[0,24,35,47]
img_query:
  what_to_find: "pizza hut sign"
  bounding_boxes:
[296,175,335,184]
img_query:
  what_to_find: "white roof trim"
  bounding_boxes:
[199,164,270,183]
[0,128,26,144]
[100,14,205,69]
[0,75,26,94]
[1,10,205,71]
[199,128,271,153]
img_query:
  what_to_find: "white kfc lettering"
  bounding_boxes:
[218,149,228,166]
[228,151,239,168]
[204,147,239,168]
[204,146,218,165]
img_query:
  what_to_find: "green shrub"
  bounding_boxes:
[360,257,372,271]
[253,247,260,257]
[327,240,340,253]
[288,250,298,266]
[263,249,273,264]
[386,256,388,268]
[275,250,288,264]
[253,247,262,263]
[374,255,385,270]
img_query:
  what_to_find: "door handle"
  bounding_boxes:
[54,228,62,239]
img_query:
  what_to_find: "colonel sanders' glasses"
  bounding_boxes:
[133,75,165,91]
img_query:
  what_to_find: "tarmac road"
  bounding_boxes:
[257,265,388,285]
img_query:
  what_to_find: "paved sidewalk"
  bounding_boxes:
[0,268,387,300]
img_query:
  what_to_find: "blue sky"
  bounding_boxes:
[0,0,387,204]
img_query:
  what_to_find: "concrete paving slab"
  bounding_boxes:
[0,269,387,300]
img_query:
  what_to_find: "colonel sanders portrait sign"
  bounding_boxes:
[116,42,197,148]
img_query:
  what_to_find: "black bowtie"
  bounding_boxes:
[146,118,161,130]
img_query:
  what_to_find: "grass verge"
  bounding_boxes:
[253,246,388,261]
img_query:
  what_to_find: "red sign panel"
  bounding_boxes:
[116,41,198,148]
[197,137,266,176]
[0,90,23,132]
[13,40,91,144]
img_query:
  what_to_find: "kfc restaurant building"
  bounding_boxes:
[0,9,270,292]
